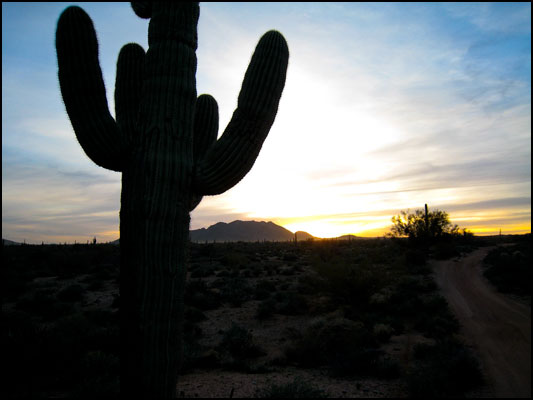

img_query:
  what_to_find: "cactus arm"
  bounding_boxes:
[115,43,146,147]
[193,94,219,162]
[131,2,151,19]
[189,94,219,211]
[193,30,289,195]
[56,6,123,172]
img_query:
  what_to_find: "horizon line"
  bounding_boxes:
[3,217,530,245]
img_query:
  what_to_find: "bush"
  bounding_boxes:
[16,289,58,315]
[221,252,249,269]
[407,339,483,397]
[313,256,386,307]
[219,277,253,307]
[373,323,394,342]
[256,377,328,398]
[219,323,264,360]
[74,351,119,397]
[285,317,378,376]
[483,243,531,296]
[405,248,427,266]
[275,291,308,315]
[432,241,459,260]
[190,264,216,278]
[255,279,277,300]
[57,283,85,302]
[256,297,277,320]
[184,279,219,310]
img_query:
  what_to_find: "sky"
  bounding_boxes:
[2,2,531,243]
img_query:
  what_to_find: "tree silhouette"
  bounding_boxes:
[389,204,461,241]
[55,3,288,397]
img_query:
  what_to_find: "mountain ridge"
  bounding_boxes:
[190,220,312,243]
[5,220,371,245]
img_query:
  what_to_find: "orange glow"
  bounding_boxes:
[275,210,531,238]
[275,214,392,238]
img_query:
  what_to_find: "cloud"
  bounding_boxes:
[2,162,120,243]
[442,3,531,35]
[2,3,530,241]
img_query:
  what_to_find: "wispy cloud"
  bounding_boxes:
[2,3,530,241]
[2,161,120,243]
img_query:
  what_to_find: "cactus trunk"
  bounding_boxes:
[120,162,191,396]
[56,2,288,397]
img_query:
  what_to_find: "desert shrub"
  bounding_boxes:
[74,351,119,398]
[285,317,379,376]
[255,377,328,398]
[370,354,401,379]
[2,275,27,300]
[3,310,55,396]
[256,297,277,320]
[414,295,460,339]
[219,323,264,360]
[84,309,116,327]
[219,277,253,307]
[483,243,531,297]
[87,263,117,281]
[16,288,58,315]
[221,252,249,269]
[216,268,230,277]
[184,279,219,310]
[313,256,387,307]
[296,274,324,295]
[405,248,427,266]
[86,325,120,355]
[282,252,299,263]
[407,339,483,397]
[255,279,277,300]
[275,291,308,315]
[432,241,459,260]
[190,264,216,278]
[279,266,295,275]
[420,314,459,339]
[87,279,104,291]
[185,306,207,323]
[111,294,120,309]
[192,243,217,259]
[181,317,206,373]
[373,323,394,343]
[57,283,85,302]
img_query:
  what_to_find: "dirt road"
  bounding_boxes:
[431,246,531,398]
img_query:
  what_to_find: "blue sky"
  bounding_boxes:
[2,2,531,243]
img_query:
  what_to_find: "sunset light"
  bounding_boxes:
[2,2,531,243]
[4,5,531,399]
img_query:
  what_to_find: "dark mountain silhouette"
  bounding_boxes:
[2,239,23,246]
[294,231,314,241]
[190,220,311,242]
[337,234,366,241]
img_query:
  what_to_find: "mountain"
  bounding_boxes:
[190,220,307,243]
[2,239,23,246]
[294,231,314,241]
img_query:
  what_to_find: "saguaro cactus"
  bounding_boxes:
[55,3,288,397]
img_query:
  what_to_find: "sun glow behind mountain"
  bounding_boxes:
[1,3,531,244]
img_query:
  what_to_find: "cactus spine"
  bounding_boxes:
[55,3,288,397]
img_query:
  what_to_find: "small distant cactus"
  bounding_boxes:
[55,2,288,397]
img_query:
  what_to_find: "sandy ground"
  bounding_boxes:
[431,246,531,398]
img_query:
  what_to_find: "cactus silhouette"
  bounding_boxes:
[55,3,288,397]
